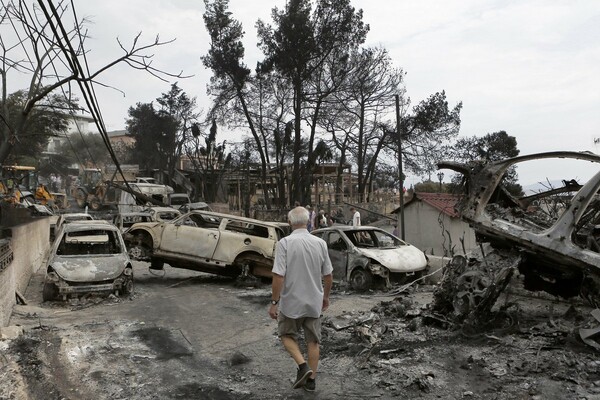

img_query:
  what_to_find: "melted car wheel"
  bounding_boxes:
[452,270,491,317]
[127,233,152,261]
[123,278,134,295]
[350,268,373,292]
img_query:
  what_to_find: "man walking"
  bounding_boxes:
[269,206,333,392]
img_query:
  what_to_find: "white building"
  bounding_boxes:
[392,192,477,257]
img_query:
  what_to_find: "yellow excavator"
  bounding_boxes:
[0,165,68,211]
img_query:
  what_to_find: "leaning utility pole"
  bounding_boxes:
[395,94,405,240]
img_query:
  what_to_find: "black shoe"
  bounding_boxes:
[304,378,315,392]
[293,363,313,389]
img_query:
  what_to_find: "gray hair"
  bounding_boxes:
[288,206,309,226]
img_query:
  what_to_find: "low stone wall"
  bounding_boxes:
[0,218,49,327]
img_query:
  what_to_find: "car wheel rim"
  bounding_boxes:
[128,246,143,259]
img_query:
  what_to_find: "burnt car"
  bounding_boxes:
[43,221,133,301]
[142,206,182,222]
[311,226,428,291]
[439,151,600,307]
[112,212,153,233]
[124,210,286,278]
[51,212,94,241]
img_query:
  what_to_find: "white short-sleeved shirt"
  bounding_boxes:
[352,211,361,227]
[272,229,333,318]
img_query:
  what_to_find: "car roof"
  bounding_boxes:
[62,221,118,232]
[312,225,383,233]
[187,210,279,227]
[117,212,152,217]
[146,206,180,213]
[60,213,93,218]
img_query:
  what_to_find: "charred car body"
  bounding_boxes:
[43,221,133,301]
[51,212,94,240]
[124,210,286,278]
[142,206,182,222]
[439,151,600,309]
[311,226,428,291]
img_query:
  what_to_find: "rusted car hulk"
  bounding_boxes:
[439,151,600,306]
[124,210,286,278]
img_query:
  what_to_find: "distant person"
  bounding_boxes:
[392,225,399,237]
[306,205,316,231]
[350,207,361,227]
[334,208,344,224]
[269,207,333,392]
[326,212,334,227]
[317,209,327,228]
[65,175,72,195]
[50,174,58,192]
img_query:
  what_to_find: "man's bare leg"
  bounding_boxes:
[281,335,305,365]
[307,341,319,378]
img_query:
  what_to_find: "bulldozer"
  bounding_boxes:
[74,168,119,211]
[74,165,169,211]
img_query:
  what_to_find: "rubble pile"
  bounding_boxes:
[321,290,600,399]
[430,248,520,328]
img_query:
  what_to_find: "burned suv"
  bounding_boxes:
[124,210,286,278]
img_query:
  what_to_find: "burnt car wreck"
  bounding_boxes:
[434,151,600,324]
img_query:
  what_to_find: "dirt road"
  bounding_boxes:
[2,261,599,399]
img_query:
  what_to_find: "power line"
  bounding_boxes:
[37,0,136,195]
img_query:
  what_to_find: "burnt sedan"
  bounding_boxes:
[43,221,133,301]
[311,226,428,291]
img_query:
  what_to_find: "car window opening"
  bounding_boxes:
[57,230,122,255]
[225,221,269,238]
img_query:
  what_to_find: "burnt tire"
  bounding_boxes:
[122,277,134,295]
[90,198,102,211]
[42,282,58,302]
[350,268,373,292]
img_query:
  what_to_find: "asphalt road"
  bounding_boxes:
[8,261,392,399]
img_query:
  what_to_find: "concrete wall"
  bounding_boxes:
[402,202,477,257]
[0,218,49,327]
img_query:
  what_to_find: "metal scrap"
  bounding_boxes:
[579,309,600,350]
[435,151,600,322]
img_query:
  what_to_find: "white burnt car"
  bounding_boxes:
[142,206,182,223]
[50,212,94,241]
[311,226,428,291]
[124,210,286,278]
[43,221,133,301]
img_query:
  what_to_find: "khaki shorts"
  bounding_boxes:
[278,313,322,343]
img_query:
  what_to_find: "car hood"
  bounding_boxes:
[357,246,427,273]
[51,255,128,282]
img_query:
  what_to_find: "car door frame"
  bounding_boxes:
[157,212,221,260]
[324,230,350,282]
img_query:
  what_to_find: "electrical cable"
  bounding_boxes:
[30,31,96,171]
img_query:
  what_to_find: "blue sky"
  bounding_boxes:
[6,0,600,185]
